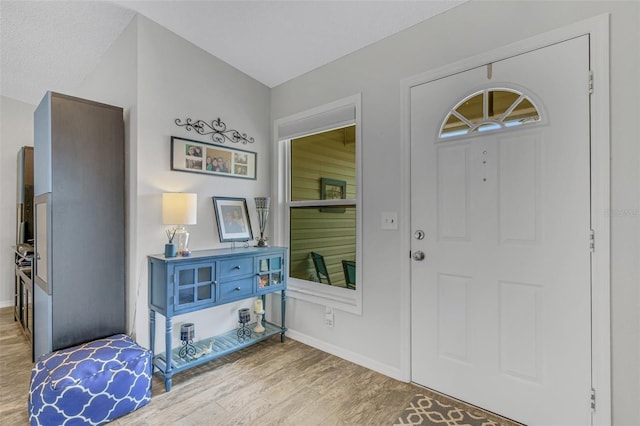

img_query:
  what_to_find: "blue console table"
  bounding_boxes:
[148,247,287,391]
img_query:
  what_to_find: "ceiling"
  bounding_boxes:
[1,0,467,106]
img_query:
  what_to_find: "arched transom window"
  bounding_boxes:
[440,88,541,139]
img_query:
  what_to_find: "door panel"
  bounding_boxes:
[437,145,470,241]
[410,36,591,425]
[498,134,540,244]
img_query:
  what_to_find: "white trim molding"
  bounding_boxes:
[285,328,404,381]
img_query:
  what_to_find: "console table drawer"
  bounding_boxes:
[219,277,254,302]
[219,257,253,279]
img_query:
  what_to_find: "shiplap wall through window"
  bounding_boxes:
[290,126,356,287]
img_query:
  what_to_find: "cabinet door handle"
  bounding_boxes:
[234,287,241,291]
[234,265,241,270]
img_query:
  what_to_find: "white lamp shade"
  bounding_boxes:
[162,193,197,225]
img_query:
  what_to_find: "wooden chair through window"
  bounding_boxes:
[342,260,356,290]
[310,252,331,285]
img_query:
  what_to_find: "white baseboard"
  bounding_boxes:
[0,300,13,309]
[285,328,406,382]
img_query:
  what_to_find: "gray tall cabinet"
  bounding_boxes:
[33,92,125,359]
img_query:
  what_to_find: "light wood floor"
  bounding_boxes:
[0,306,515,425]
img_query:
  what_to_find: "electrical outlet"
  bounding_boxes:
[324,306,334,327]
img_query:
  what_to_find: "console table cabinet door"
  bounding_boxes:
[256,254,285,293]
[173,263,216,313]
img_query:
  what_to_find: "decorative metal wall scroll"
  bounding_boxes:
[175,117,255,144]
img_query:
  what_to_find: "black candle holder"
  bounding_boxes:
[179,323,196,358]
[237,308,252,341]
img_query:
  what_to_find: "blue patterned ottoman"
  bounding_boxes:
[28,334,152,425]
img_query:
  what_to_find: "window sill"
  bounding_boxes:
[287,277,362,315]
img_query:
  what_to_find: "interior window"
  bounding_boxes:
[289,126,357,290]
[274,94,361,313]
[440,88,541,139]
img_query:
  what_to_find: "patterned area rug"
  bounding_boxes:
[394,393,521,426]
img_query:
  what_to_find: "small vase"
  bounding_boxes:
[165,243,177,258]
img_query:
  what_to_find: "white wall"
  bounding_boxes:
[271,1,639,424]
[129,17,271,350]
[0,96,35,307]
[77,15,271,350]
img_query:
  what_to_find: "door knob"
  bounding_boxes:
[412,250,426,261]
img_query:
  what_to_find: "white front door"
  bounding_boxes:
[410,36,592,425]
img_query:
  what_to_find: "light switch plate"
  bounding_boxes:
[381,212,398,230]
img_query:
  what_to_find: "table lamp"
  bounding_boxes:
[162,193,197,256]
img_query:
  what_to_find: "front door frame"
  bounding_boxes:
[399,14,611,424]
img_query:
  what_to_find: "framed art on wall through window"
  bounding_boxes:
[320,177,346,213]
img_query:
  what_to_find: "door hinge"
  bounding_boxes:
[589,229,595,252]
[591,387,596,411]
[588,70,594,94]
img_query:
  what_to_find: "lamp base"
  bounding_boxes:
[174,226,190,254]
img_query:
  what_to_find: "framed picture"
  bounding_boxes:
[320,177,346,213]
[171,136,257,180]
[212,197,254,242]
